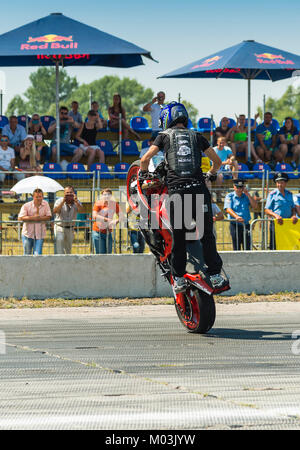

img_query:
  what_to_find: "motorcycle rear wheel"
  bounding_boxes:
[175,288,215,334]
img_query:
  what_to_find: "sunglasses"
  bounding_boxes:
[1,139,8,142]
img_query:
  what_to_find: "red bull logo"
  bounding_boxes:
[21,34,78,50]
[192,55,222,69]
[255,52,294,65]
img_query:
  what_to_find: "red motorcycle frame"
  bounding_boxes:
[126,160,230,333]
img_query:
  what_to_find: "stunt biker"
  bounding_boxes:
[140,101,228,294]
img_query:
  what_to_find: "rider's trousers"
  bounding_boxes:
[168,184,223,277]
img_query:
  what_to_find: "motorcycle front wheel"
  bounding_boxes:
[175,288,216,334]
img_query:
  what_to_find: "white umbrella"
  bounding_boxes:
[11,175,64,194]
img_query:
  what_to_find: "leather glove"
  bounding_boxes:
[205,171,217,182]
[138,169,149,184]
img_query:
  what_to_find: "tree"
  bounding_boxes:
[5,67,78,116]
[181,99,198,126]
[257,85,300,123]
[67,75,154,120]
[5,95,28,117]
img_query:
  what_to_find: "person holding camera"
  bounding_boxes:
[224,179,258,250]
[53,186,84,254]
[143,91,166,139]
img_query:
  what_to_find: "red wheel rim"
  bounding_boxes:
[175,290,200,330]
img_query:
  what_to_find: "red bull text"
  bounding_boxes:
[21,34,78,50]
[254,53,294,65]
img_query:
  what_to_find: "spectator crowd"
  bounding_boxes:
[0,91,299,255]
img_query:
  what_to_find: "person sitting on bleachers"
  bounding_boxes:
[2,115,26,156]
[91,101,107,129]
[28,114,50,162]
[254,112,279,168]
[278,117,300,170]
[213,137,238,201]
[69,101,83,125]
[108,94,141,140]
[0,135,24,201]
[19,135,42,174]
[48,106,81,162]
[229,113,260,162]
[214,117,232,145]
[74,110,105,169]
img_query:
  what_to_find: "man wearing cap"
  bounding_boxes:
[265,172,298,249]
[224,179,258,250]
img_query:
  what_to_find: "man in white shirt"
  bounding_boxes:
[0,135,24,201]
[143,91,165,138]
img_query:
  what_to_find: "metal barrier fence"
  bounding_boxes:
[0,169,299,254]
[0,216,297,255]
[249,217,281,251]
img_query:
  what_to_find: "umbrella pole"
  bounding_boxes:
[56,60,60,164]
[247,79,251,162]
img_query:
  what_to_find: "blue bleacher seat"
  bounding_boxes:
[90,163,114,179]
[66,163,90,179]
[96,139,116,156]
[244,118,257,130]
[237,163,255,180]
[17,115,31,128]
[275,163,299,179]
[43,163,66,180]
[142,139,151,149]
[130,116,151,133]
[41,115,55,131]
[0,115,8,129]
[121,139,139,156]
[271,118,280,131]
[253,162,272,179]
[219,118,236,128]
[114,162,130,179]
[197,117,216,132]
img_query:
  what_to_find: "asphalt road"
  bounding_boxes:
[0,302,300,430]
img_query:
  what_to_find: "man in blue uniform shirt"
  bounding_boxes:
[265,172,298,249]
[224,179,258,250]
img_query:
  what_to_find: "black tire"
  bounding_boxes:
[175,289,216,334]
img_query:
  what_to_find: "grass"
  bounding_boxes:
[0,292,299,309]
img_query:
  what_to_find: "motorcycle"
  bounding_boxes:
[126,157,230,334]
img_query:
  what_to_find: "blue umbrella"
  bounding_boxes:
[0,12,155,160]
[160,40,300,160]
